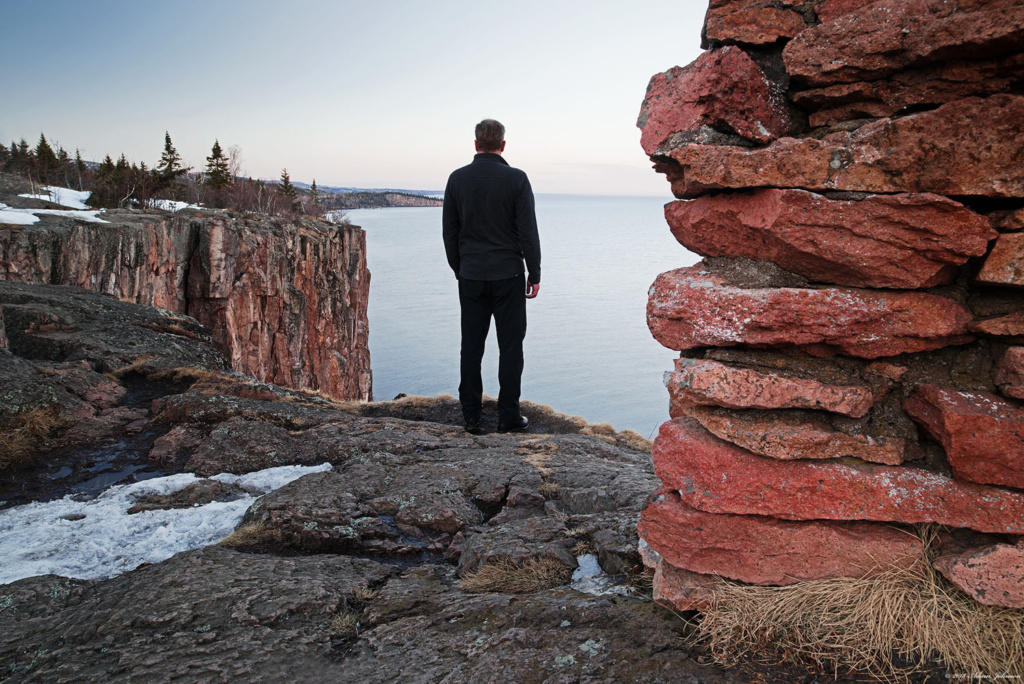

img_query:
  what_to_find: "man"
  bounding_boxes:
[442,119,541,435]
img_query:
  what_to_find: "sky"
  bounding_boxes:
[0,1,706,195]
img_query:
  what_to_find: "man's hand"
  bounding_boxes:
[526,281,540,299]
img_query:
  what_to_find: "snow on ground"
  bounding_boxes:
[0,201,107,225]
[0,202,40,225]
[148,199,196,212]
[0,463,332,585]
[570,554,638,598]
[19,186,91,210]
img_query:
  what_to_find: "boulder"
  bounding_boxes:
[702,0,808,46]
[969,311,1024,343]
[653,418,1024,534]
[665,190,995,289]
[652,558,718,611]
[647,263,974,358]
[783,0,1024,86]
[658,95,1024,199]
[666,357,874,417]
[813,0,880,24]
[637,47,794,156]
[977,232,1024,286]
[791,54,1024,127]
[996,347,1024,400]
[933,540,1024,608]
[640,490,922,585]
[687,406,914,465]
[903,385,1024,490]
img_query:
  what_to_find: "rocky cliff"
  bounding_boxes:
[638,0,1024,621]
[0,196,371,401]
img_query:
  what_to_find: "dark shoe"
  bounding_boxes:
[465,419,483,435]
[497,415,529,433]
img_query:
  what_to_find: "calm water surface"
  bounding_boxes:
[348,194,699,438]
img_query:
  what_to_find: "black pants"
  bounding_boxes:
[458,274,526,425]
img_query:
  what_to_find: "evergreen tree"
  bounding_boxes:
[309,178,321,206]
[34,133,60,184]
[156,131,189,184]
[204,139,231,190]
[278,168,300,212]
[0,142,8,169]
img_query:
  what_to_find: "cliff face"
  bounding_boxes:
[638,0,1024,611]
[0,209,371,401]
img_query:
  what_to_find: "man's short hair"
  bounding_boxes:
[475,119,505,151]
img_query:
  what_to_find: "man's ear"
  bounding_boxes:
[499,141,506,153]
[474,141,481,152]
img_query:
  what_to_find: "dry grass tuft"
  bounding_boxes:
[106,355,159,379]
[330,611,360,638]
[572,541,596,557]
[218,521,284,548]
[627,566,655,594]
[538,481,560,499]
[148,366,233,386]
[460,557,573,594]
[352,585,378,603]
[0,407,66,472]
[690,530,1024,680]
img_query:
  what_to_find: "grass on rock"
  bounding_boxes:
[460,557,573,594]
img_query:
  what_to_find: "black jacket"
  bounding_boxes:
[442,153,541,284]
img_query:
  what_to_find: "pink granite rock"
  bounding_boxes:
[970,312,1024,343]
[792,54,1024,127]
[653,418,1024,534]
[647,263,974,358]
[904,385,1024,490]
[784,0,1024,86]
[665,190,995,289]
[659,95,1024,199]
[637,47,793,155]
[687,406,913,466]
[652,557,718,611]
[702,0,808,46]
[977,233,1024,286]
[640,490,922,585]
[666,358,874,417]
[933,540,1024,608]
[996,347,1024,400]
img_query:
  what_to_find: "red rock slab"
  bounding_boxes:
[791,54,1024,127]
[687,406,912,466]
[652,556,718,611]
[665,190,995,289]
[666,358,874,417]
[653,418,1024,534]
[903,385,1024,490]
[702,0,807,46]
[933,540,1024,608]
[637,47,793,156]
[660,95,1024,199]
[977,233,1024,286]
[647,264,973,358]
[640,490,922,586]
[970,312,1024,343]
[784,0,1024,87]
[996,347,1024,400]
[815,0,890,24]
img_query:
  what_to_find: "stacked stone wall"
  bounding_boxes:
[637,0,1024,610]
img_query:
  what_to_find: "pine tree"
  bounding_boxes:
[278,168,300,212]
[204,139,231,190]
[309,178,321,206]
[156,132,189,184]
[34,133,60,184]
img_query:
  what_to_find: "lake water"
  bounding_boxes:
[348,194,699,438]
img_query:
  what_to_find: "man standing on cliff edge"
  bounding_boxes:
[443,119,541,435]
